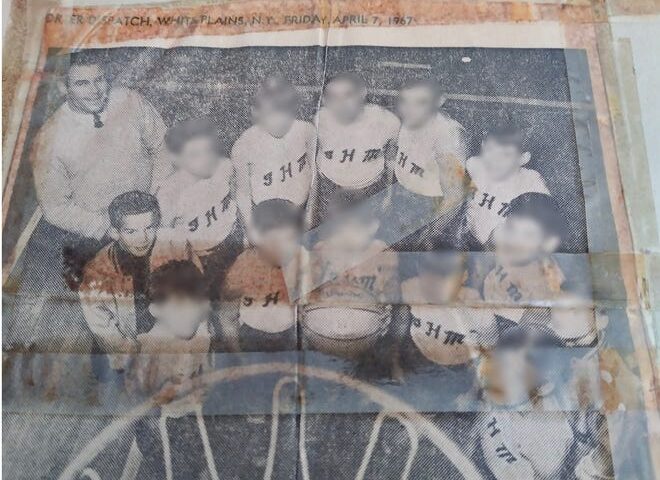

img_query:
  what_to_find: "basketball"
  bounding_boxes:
[301,305,391,358]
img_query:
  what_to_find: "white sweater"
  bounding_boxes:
[31,87,168,239]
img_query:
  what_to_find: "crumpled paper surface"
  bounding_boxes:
[2,1,658,479]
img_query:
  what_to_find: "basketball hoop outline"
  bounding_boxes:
[61,362,484,480]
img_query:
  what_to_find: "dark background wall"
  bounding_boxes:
[4,45,589,263]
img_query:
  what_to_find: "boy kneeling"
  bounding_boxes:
[220,199,301,352]
[133,260,217,480]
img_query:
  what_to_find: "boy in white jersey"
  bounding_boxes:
[311,72,400,224]
[133,260,216,480]
[550,280,598,348]
[466,122,549,250]
[474,323,613,480]
[400,250,480,305]
[232,76,316,240]
[392,251,497,407]
[303,191,398,373]
[220,199,302,352]
[478,410,612,480]
[391,79,468,251]
[484,192,566,306]
[155,118,241,290]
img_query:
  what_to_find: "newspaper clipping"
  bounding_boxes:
[2,1,658,479]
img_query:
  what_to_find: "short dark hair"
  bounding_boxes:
[482,119,530,153]
[68,50,105,70]
[65,51,107,85]
[400,77,441,101]
[496,321,571,387]
[251,75,300,113]
[505,192,565,241]
[148,260,208,304]
[324,71,367,94]
[252,199,303,233]
[108,190,161,229]
[165,117,226,156]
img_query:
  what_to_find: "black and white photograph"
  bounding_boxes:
[1,25,655,480]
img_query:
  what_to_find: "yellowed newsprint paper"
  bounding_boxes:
[2,1,658,478]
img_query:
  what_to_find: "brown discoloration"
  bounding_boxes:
[541,259,563,295]
[2,62,47,227]
[564,24,659,446]
[2,0,33,143]
[2,3,658,476]
[79,245,134,296]
[29,1,604,51]
[598,348,644,412]
[607,0,660,16]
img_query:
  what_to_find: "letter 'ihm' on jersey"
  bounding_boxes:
[175,160,238,254]
[395,113,466,198]
[233,120,315,206]
[317,104,400,188]
[409,306,497,366]
[467,159,549,245]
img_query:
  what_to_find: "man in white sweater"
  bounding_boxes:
[6,50,168,352]
[32,52,169,241]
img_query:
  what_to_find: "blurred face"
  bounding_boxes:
[66,64,110,114]
[398,86,437,129]
[111,211,158,257]
[253,102,295,138]
[494,216,555,266]
[324,79,365,124]
[327,216,378,253]
[482,347,537,405]
[481,138,528,182]
[150,296,211,340]
[177,136,220,179]
[418,257,467,303]
[256,225,300,266]
[551,292,595,340]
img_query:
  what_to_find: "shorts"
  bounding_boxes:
[387,184,469,252]
[310,172,390,228]
[238,322,297,353]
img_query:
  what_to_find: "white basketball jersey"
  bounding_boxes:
[223,249,296,334]
[232,120,315,206]
[395,113,464,197]
[480,412,574,479]
[174,159,237,253]
[409,306,496,365]
[483,258,564,306]
[316,104,400,188]
[467,158,549,244]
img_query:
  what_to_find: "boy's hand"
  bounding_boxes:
[153,376,189,405]
[153,376,208,406]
